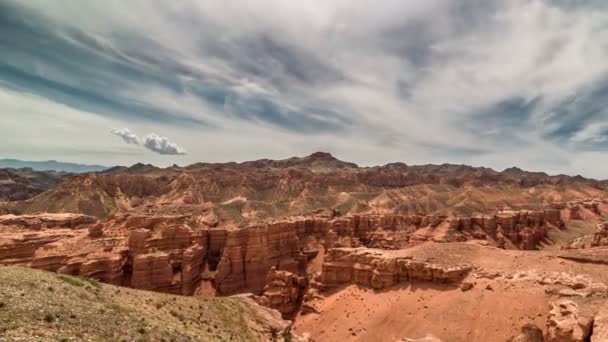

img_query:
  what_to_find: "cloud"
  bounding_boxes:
[111,128,140,145]
[570,123,608,143]
[2,0,608,177]
[143,134,187,155]
[111,128,186,155]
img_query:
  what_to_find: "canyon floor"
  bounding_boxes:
[1,153,608,341]
[294,243,608,342]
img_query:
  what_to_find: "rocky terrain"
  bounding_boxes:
[0,168,70,202]
[0,152,607,341]
[3,152,607,219]
[0,265,295,341]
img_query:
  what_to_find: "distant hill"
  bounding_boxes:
[5,151,608,219]
[0,168,69,201]
[0,159,108,173]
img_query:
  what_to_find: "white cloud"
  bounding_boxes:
[110,128,141,145]
[143,134,187,155]
[110,128,187,155]
[570,123,608,143]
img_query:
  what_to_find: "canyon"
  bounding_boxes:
[0,167,70,201]
[1,153,608,341]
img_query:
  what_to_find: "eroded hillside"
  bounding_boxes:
[1,153,608,341]
[0,168,70,202]
[3,152,607,221]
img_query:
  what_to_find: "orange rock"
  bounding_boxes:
[0,213,97,229]
[591,222,608,247]
[261,267,307,317]
[319,247,472,290]
[546,300,592,342]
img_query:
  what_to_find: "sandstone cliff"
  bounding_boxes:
[0,206,571,299]
[319,247,472,290]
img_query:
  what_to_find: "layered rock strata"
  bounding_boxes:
[259,267,307,316]
[0,213,97,229]
[0,208,567,298]
[0,229,79,264]
[319,247,472,290]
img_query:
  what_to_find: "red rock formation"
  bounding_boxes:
[443,210,563,250]
[60,253,126,284]
[0,168,68,201]
[0,229,79,264]
[366,229,411,249]
[591,222,608,247]
[582,201,601,215]
[260,267,307,317]
[546,300,592,342]
[131,252,176,292]
[569,206,583,220]
[123,219,209,295]
[319,247,472,290]
[215,224,304,295]
[0,207,567,299]
[593,306,608,342]
[88,223,104,238]
[0,213,97,229]
[8,153,606,223]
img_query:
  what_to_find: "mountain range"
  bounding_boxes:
[0,158,108,173]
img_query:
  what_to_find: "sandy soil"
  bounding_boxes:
[294,243,608,342]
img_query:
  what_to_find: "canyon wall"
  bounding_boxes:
[319,247,473,290]
[0,208,568,297]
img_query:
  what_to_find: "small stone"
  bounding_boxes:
[461,282,474,292]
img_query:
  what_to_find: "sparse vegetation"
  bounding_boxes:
[0,266,284,341]
[58,275,85,287]
[43,313,54,323]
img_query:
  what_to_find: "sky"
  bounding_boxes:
[1,0,608,178]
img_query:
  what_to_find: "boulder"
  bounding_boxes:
[592,306,608,342]
[546,300,592,342]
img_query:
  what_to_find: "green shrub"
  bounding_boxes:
[58,275,84,287]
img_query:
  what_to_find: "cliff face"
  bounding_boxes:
[259,268,308,317]
[0,204,571,300]
[319,247,472,290]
